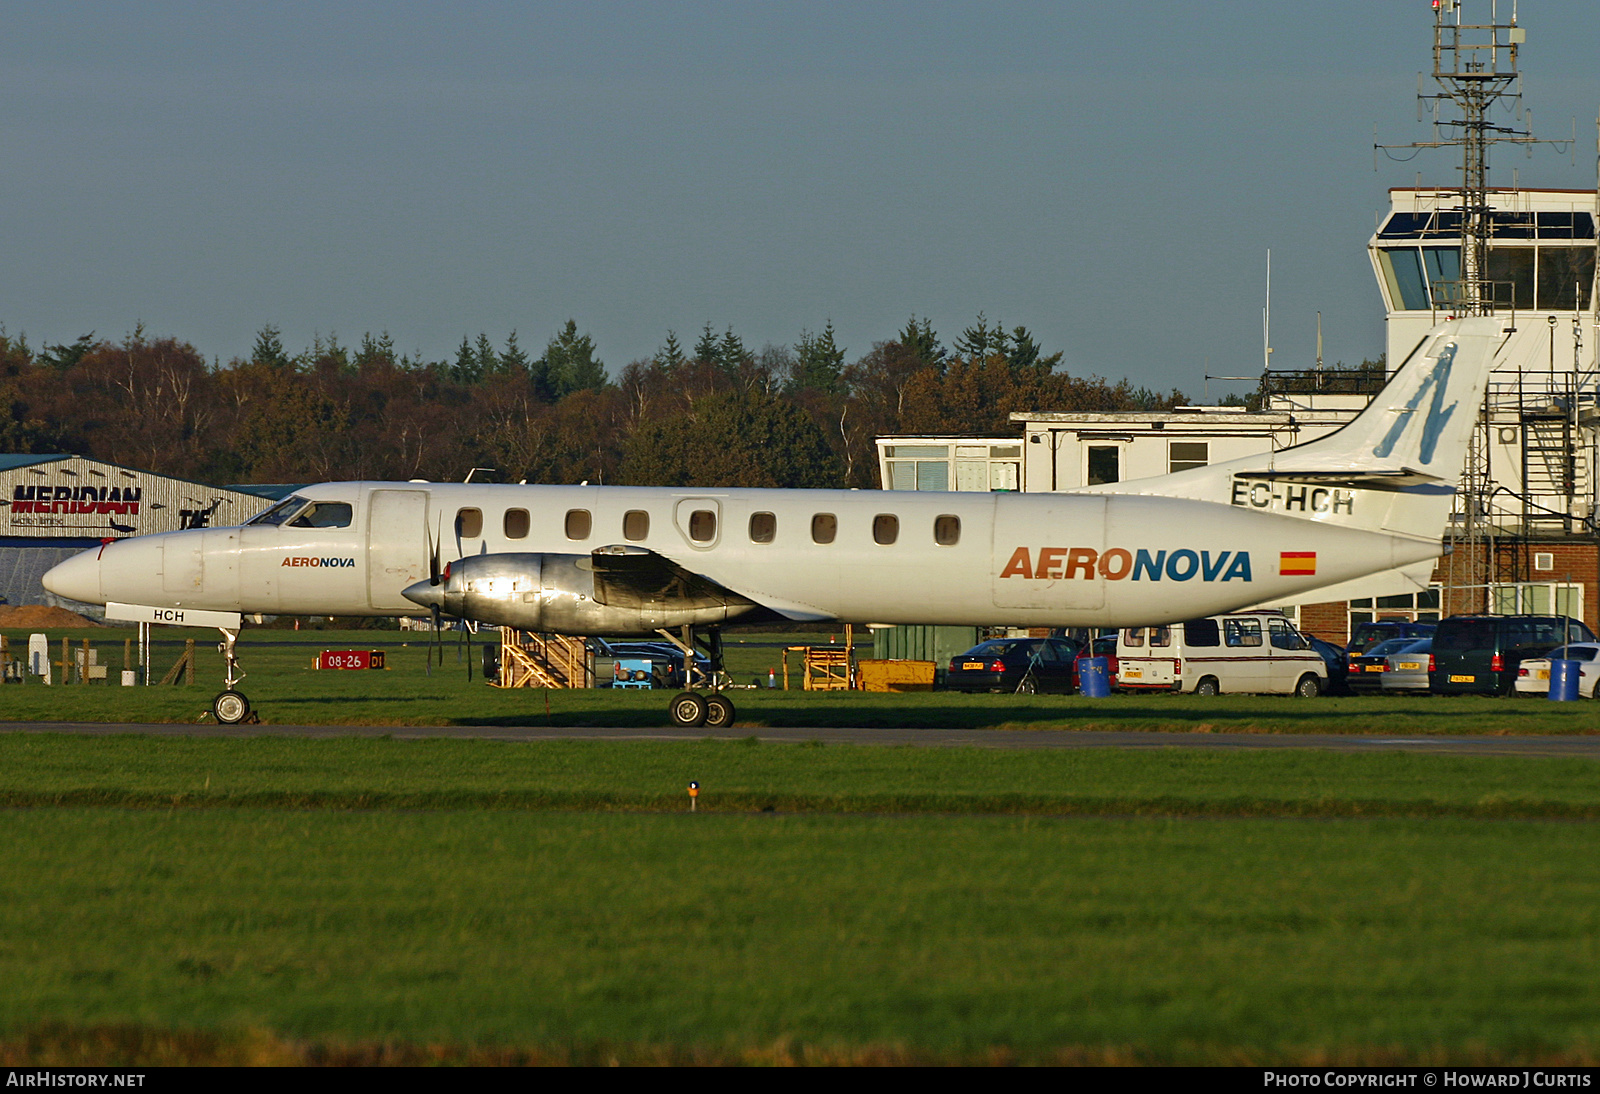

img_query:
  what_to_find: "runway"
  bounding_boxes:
[4,721,1600,758]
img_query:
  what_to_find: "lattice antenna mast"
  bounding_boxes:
[1376,1,1565,314]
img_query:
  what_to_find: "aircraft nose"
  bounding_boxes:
[402,579,443,612]
[42,547,105,604]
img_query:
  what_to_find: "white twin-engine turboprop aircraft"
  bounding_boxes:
[45,316,1510,725]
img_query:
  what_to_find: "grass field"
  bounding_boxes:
[3,625,1598,1064]
[1,735,1599,1064]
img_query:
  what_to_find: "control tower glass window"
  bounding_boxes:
[1377,248,1430,311]
[1536,248,1596,310]
[1484,250,1535,310]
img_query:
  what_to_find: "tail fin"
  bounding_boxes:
[1247,316,1508,486]
[1082,316,1511,541]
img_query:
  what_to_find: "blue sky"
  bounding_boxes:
[2,1,1595,397]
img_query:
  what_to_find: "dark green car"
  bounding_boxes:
[1428,615,1595,695]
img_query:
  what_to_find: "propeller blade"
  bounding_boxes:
[427,516,441,586]
[431,604,442,671]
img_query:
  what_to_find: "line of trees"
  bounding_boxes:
[0,315,1187,489]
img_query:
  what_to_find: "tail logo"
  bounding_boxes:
[1371,341,1457,465]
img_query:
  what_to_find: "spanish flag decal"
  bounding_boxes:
[1280,551,1317,576]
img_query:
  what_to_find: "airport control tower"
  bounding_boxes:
[1372,0,1598,616]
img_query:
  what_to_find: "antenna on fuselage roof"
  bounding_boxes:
[463,467,499,483]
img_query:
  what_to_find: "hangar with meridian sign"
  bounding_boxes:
[0,453,278,613]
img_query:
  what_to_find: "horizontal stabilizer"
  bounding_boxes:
[1229,468,1444,490]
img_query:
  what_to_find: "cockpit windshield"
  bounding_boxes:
[246,495,309,527]
[288,501,353,529]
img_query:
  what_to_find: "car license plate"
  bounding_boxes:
[962,663,984,670]
[1123,668,1141,678]
[1537,670,1550,680]
[1397,661,1421,671]
[1365,665,1383,672]
[1450,674,1475,683]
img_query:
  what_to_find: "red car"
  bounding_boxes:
[1073,634,1120,689]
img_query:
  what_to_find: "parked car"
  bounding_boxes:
[1305,635,1351,695]
[1379,638,1433,692]
[946,637,1083,694]
[1073,633,1120,688]
[1513,642,1600,699]
[591,638,714,689]
[1115,613,1326,696]
[1429,615,1596,696]
[1346,637,1428,693]
[1345,620,1435,655]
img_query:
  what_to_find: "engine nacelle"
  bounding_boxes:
[402,552,757,636]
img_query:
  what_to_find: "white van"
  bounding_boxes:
[1115,612,1327,697]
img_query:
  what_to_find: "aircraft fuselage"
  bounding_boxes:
[45,481,1438,632]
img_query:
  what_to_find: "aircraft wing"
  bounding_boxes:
[582,545,834,623]
[583,545,758,613]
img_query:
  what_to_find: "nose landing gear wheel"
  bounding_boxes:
[669,692,708,728]
[213,690,250,725]
[703,694,736,728]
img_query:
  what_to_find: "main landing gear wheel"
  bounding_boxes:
[703,694,736,728]
[213,690,250,724]
[669,692,708,728]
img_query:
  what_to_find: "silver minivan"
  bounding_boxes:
[1116,612,1327,697]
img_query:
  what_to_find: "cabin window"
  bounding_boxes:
[934,514,960,546]
[872,514,899,545]
[1122,628,1145,648]
[456,508,483,539]
[288,501,353,529]
[624,510,650,541]
[504,509,530,539]
[565,509,591,540]
[749,512,776,543]
[1183,619,1220,647]
[688,509,716,543]
[811,513,837,545]
[1148,626,1172,648]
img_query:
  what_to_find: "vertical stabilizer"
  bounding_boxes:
[1076,317,1510,541]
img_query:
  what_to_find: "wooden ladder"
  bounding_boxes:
[492,629,592,688]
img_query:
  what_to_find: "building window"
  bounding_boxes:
[1169,442,1208,473]
[504,509,530,539]
[882,442,1020,491]
[872,514,899,545]
[623,510,649,541]
[456,508,483,539]
[749,512,776,543]
[1087,446,1120,485]
[565,509,591,540]
[812,514,837,544]
[1490,582,1583,619]
[1348,588,1442,632]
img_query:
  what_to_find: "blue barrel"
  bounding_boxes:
[1079,657,1111,698]
[1548,659,1581,701]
